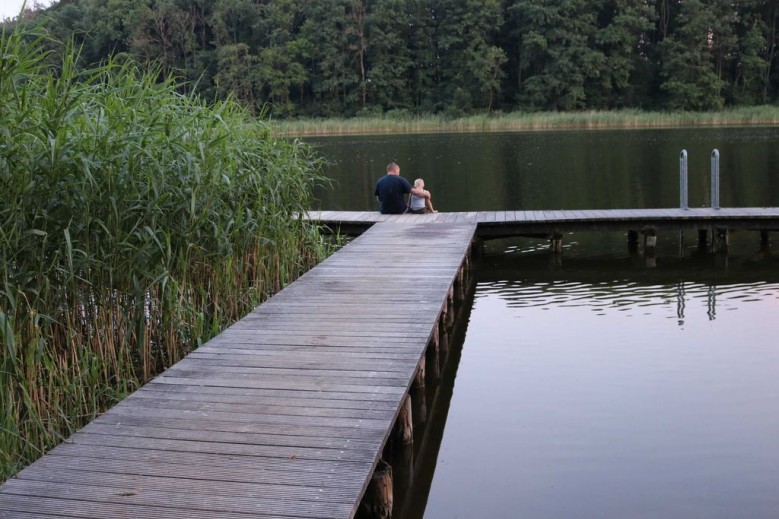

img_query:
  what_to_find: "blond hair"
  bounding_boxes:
[414,178,424,188]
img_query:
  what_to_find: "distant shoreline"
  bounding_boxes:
[271,107,779,137]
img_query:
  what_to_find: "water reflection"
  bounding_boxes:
[478,278,778,325]
[422,244,779,519]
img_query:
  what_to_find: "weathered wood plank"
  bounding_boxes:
[192,344,424,359]
[0,493,291,519]
[156,368,413,390]
[64,431,378,464]
[184,351,417,372]
[80,421,381,451]
[130,386,403,412]
[523,210,543,222]
[88,414,390,447]
[146,378,405,402]
[121,395,400,421]
[150,374,411,394]
[307,208,779,238]
[1,221,477,519]
[12,466,356,504]
[1,479,351,518]
[46,444,375,484]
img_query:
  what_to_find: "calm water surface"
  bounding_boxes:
[423,245,779,519]
[311,128,779,211]
[307,128,779,518]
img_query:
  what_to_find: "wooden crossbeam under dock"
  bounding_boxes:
[0,222,476,519]
[308,208,779,238]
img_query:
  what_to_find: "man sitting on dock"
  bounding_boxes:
[374,162,430,214]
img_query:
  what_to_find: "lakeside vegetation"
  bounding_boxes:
[271,106,779,136]
[0,26,330,481]
[7,0,779,117]
[3,0,778,484]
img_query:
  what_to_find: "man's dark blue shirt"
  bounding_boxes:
[374,175,412,214]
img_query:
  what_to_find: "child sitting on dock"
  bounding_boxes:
[408,178,437,214]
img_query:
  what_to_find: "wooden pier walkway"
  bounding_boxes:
[308,208,779,239]
[0,222,476,519]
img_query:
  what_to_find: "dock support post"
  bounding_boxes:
[427,328,440,382]
[412,385,427,426]
[439,299,447,331]
[445,286,455,330]
[394,394,414,445]
[680,149,689,210]
[550,231,563,253]
[414,357,426,389]
[715,228,729,252]
[628,230,639,252]
[438,317,449,354]
[760,231,770,252]
[698,229,708,250]
[360,459,393,519]
[456,266,468,302]
[643,227,657,256]
[439,287,455,336]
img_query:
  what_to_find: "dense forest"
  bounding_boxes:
[10,0,779,116]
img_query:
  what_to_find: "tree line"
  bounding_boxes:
[15,0,779,116]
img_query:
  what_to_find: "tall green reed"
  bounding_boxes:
[0,26,331,481]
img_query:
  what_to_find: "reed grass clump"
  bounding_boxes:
[0,26,330,481]
[273,106,779,136]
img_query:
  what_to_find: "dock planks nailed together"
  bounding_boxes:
[0,222,477,519]
[308,208,779,239]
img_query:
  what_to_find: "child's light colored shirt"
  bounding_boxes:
[409,194,425,210]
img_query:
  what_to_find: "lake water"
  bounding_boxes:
[306,128,779,518]
[311,128,779,211]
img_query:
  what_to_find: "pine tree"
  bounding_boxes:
[659,0,725,110]
[508,0,606,110]
[300,0,361,114]
[593,0,656,107]
[254,0,308,115]
[365,0,415,112]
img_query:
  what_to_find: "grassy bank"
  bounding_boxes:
[272,106,779,136]
[0,28,331,481]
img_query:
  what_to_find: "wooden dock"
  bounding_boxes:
[308,208,779,239]
[0,222,476,519]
